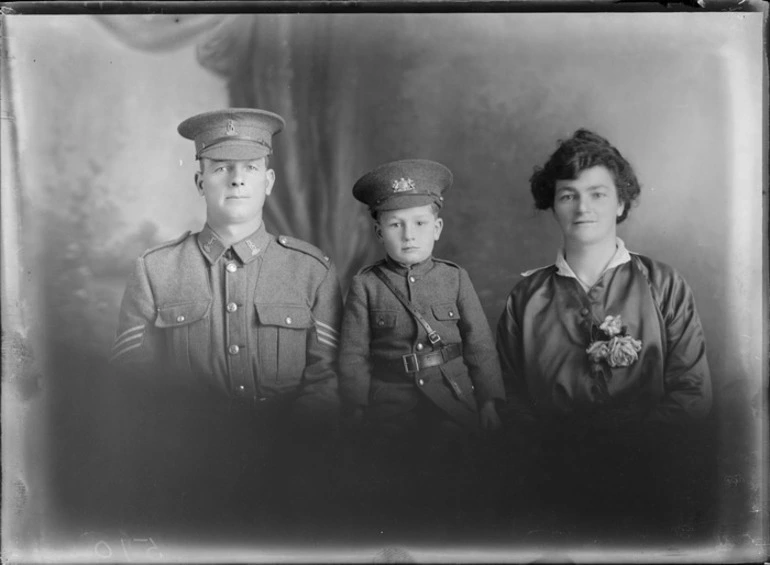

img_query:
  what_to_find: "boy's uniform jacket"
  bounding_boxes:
[339,255,504,430]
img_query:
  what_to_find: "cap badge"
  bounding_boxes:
[226,120,238,136]
[392,177,415,193]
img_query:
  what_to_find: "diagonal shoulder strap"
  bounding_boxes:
[372,266,443,347]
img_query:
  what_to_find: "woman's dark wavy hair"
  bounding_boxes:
[529,129,641,223]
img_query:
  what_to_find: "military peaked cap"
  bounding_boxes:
[178,108,285,160]
[353,159,453,213]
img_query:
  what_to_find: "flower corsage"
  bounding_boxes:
[586,315,642,369]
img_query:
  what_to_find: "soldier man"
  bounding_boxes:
[110,108,342,532]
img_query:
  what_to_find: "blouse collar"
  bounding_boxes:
[555,237,632,291]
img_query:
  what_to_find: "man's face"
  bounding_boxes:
[552,165,624,247]
[196,157,275,229]
[375,205,443,266]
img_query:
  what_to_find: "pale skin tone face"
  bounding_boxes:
[195,157,275,242]
[552,165,625,249]
[371,203,501,431]
[552,165,626,288]
[374,205,443,266]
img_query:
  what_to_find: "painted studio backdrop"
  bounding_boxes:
[3,12,765,561]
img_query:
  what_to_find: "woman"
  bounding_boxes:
[496,129,713,537]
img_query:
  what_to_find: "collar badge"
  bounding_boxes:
[245,240,260,256]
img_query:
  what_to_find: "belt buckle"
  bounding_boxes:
[402,353,419,373]
[428,332,441,345]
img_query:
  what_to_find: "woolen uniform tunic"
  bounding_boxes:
[110,222,342,415]
[340,255,504,431]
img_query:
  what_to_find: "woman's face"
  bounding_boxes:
[552,165,624,247]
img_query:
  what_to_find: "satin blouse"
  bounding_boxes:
[496,240,712,426]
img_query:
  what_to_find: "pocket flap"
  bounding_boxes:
[432,302,460,321]
[155,301,210,328]
[255,303,313,329]
[370,310,398,329]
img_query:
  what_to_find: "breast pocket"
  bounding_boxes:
[431,302,462,343]
[432,302,460,323]
[154,301,211,374]
[370,310,399,331]
[254,303,313,387]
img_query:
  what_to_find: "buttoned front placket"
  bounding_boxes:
[387,256,436,388]
[227,230,270,401]
[224,248,255,401]
[404,265,424,387]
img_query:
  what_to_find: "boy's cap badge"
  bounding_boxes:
[392,178,415,193]
[352,159,452,212]
[226,120,238,136]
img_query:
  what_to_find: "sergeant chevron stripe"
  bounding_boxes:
[110,324,144,362]
[313,318,340,349]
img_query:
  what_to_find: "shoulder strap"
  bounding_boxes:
[372,266,443,347]
[141,231,191,258]
[276,235,331,268]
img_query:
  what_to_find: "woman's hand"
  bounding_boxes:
[480,400,502,432]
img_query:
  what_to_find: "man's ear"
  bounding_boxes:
[373,222,384,242]
[195,171,204,196]
[265,168,276,196]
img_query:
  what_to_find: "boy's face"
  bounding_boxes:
[375,204,443,266]
[196,157,275,229]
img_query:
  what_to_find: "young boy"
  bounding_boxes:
[339,159,505,530]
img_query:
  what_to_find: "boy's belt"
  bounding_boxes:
[375,343,463,376]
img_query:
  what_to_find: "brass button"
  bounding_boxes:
[378,319,385,326]
[227,302,238,313]
[416,343,424,351]
[418,379,425,386]
[279,236,287,244]
[176,315,185,323]
[226,263,237,273]
[237,385,245,392]
[285,316,292,325]
[228,344,240,355]
[409,276,416,283]
[448,311,454,318]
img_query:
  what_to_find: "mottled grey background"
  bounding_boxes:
[2,12,765,562]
